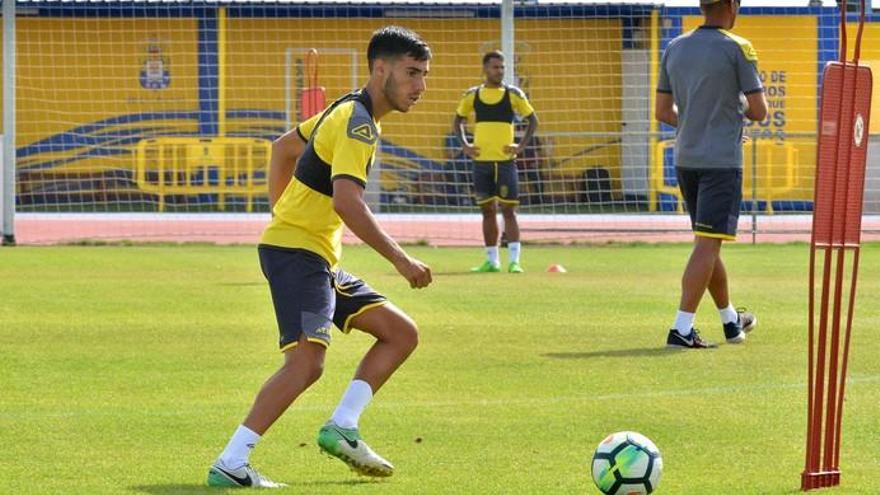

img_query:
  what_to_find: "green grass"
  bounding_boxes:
[1,244,878,494]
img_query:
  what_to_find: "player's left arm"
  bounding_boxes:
[330,117,431,289]
[507,89,539,156]
[333,180,432,289]
[654,48,678,127]
[655,92,678,128]
[507,114,538,157]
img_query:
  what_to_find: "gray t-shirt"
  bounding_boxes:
[657,26,763,169]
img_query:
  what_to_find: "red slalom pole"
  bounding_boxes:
[802,0,872,490]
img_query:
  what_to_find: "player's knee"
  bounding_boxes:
[298,359,324,385]
[394,319,420,355]
[282,344,325,384]
[481,203,497,216]
[501,206,516,218]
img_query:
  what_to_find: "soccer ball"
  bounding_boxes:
[591,431,663,494]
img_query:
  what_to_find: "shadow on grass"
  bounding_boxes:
[132,479,377,494]
[543,347,677,360]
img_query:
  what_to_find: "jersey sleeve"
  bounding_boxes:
[736,43,763,95]
[455,91,475,117]
[330,107,377,188]
[510,87,535,117]
[657,48,672,94]
[295,111,322,142]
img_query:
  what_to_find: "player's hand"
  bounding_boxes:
[462,144,480,158]
[739,92,750,112]
[394,256,433,289]
[504,144,523,156]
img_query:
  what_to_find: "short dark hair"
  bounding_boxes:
[702,0,737,13]
[483,50,504,66]
[367,26,431,71]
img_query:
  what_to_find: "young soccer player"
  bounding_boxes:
[207,26,432,487]
[453,50,539,274]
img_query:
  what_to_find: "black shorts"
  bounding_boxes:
[676,168,743,240]
[258,245,387,351]
[473,160,519,205]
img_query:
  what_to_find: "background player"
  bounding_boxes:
[453,50,539,274]
[655,0,767,348]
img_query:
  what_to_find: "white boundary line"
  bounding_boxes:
[14,212,836,224]
[3,374,877,419]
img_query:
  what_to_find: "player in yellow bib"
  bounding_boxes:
[453,50,539,273]
[208,26,432,487]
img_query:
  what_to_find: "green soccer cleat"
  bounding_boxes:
[207,460,287,488]
[508,261,524,274]
[471,260,501,273]
[317,421,395,477]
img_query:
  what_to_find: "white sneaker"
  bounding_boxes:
[317,421,395,477]
[207,460,287,488]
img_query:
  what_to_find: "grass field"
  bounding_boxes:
[1,243,879,494]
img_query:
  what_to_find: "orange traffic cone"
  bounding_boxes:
[546,264,567,273]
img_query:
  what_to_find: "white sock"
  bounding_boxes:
[719,303,738,324]
[330,379,373,429]
[508,242,521,264]
[486,246,500,266]
[219,424,260,469]
[672,310,696,337]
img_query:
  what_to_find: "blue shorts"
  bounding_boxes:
[258,245,387,351]
[473,160,519,205]
[676,168,743,240]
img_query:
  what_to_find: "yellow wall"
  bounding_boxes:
[16,13,833,203]
[683,16,818,201]
[15,18,201,173]
[226,18,622,177]
[517,19,623,183]
[10,15,624,183]
[10,15,624,190]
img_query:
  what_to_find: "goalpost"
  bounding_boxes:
[3,0,878,245]
[2,0,14,246]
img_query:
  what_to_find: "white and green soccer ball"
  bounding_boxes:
[591,431,663,494]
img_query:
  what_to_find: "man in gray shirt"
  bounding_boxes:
[655,0,768,349]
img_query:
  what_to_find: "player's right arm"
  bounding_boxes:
[268,129,306,208]
[453,89,479,158]
[744,92,768,122]
[738,50,767,122]
[268,113,321,208]
[727,34,768,122]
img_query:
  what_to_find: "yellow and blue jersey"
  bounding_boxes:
[261,90,379,268]
[456,84,534,161]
